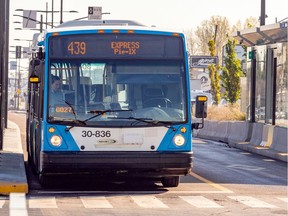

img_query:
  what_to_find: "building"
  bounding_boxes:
[233,21,288,127]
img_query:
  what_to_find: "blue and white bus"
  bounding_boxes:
[27,20,207,187]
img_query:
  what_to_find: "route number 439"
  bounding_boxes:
[67,41,86,55]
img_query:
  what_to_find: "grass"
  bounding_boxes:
[206,104,246,121]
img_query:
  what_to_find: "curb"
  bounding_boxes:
[0,120,28,195]
[195,120,288,162]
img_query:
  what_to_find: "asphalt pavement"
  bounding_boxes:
[0,112,286,195]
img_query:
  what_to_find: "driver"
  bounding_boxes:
[50,75,63,106]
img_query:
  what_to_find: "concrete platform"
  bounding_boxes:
[0,120,28,195]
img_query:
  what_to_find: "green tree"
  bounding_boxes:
[221,38,243,104]
[208,39,221,105]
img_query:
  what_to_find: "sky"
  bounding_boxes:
[9,0,288,59]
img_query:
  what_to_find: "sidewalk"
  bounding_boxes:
[0,120,28,195]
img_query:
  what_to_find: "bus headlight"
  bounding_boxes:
[173,134,185,146]
[50,135,62,146]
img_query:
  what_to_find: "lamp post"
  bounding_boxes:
[14,39,33,43]
[14,28,42,31]
[260,0,266,26]
[15,8,78,28]
[60,0,63,24]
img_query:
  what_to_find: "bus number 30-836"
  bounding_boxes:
[82,130,111,138]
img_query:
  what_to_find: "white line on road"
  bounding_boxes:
[9,193,28,216]
[228,196,277,208]
[28,196,57,208]
[80,196,113,208]
[278,197,288,203]
[0,200,5,208]
[180,196,223,208]
[131,195,168,208]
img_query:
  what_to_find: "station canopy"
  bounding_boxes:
[232,21,288,46]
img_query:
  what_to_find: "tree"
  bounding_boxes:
[184,29,198,55]
[221,38,243,104]
[194,15,231,63]
[208,39,221,105]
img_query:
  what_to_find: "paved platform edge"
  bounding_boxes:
[0,120,28,195]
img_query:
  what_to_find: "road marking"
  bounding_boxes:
[9,193,28,216]
[228,196,277,208]
[0,200,5,208]
[227,164,265,171]
[180,196,223,208]
[131,195,168,208]
[38,190,233,195]
[167,190,233,194]
[80,196,113,208]
[38,190,166,195]
[278,197,288,203]
[262,159,276,162]
[29,196,57,208]
[190,172,233,193]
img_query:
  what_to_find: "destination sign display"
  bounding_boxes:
[49,34,183,59]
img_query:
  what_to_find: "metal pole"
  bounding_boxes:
[4,0,9,128]
[40,14,43,33]
[250,49,256,122]
[0,0,4,149]
[14,70,17,110]
[260,0,266,26]
[46,2,48,29]
[51,0,54,28]
[60,0,63,24]
[17,58,20,110]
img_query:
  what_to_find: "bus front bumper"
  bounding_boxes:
[40,151,193,177]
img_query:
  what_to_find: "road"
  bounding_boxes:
[1,111,287,216]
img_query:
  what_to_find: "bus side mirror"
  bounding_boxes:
[192,95,207,130]
[29,59,41,83]
[195,96,207,118]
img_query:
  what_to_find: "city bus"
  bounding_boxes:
[27,19,207,187]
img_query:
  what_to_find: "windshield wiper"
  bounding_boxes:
[63,100,86,131]
[83,109,133,123]
[108,116,176,131]
[64,109,132,132]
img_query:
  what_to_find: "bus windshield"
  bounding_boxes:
[48,60,187,126]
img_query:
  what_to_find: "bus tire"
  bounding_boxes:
[39,173,48,187]
[27,156,37,175]
[161,176,180,187]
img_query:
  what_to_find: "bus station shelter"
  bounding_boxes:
[233,21,288,127]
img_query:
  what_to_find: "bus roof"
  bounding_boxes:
[56,20,146,27]
[45,19,184,35]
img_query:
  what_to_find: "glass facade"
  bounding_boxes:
[245,43,288,127]
[275,43,288,126]
[255,46,267,123]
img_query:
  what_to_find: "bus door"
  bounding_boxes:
[27,59,44,170]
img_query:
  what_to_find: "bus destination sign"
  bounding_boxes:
[49,34,183,59]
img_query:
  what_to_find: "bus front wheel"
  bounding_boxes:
[161,176,180,187]
[39,173,48,187]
